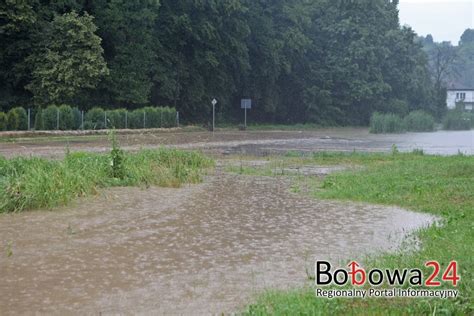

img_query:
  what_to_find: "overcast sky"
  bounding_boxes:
[398,0,474,45]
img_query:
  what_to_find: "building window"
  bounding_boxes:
[456,92,466,100]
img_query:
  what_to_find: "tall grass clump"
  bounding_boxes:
[443,110,472,130]
[0,146,213,213]
[369,112,405,134]
[403,110,435,132]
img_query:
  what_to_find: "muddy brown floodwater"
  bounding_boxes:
[1,128,473,158]
[0,166,436,315]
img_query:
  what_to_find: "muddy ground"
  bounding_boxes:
[0,128,464,314]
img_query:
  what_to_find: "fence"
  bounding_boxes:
[0,106,180,131]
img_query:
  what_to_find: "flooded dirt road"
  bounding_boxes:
[1,128,473,158]
[0,168,436,314]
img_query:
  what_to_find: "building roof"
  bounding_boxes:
[447,88,474,91]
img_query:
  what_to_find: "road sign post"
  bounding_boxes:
[241,99,252,128]
[212,98,217,134]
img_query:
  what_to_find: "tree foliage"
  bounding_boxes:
[0,0,444,125]
[25,11,108,105]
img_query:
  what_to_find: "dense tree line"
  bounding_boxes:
[1,0,439,125]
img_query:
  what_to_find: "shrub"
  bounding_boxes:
[42,105,59,130]
[129,109,145,129]
[58,105,74,130]
[84,107,105,130]
[6,108,20,130]
[105,109,126,129]
[9,107,28,130]
[443,111,472,130]
[34,108,44,130]
[72,107,82,130]
[403,110,435,132]
[143,106,159,128]
[162,106,177,128]
[0,112,7,131]
[370,112,405,134]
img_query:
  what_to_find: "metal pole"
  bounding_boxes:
[104,112,107,129]
[125,111,128,129]
[160,110,163,128]
[245,107,247,128]
[81,111,84,130]
[27,108,31,130]
[212,103,215,135]
[176,111,179,128]
[143,111,146,129]
[56,108,59,130]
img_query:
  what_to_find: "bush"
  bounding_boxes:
[129,109,145,129]
[6,109,20,130]
[84,107,105,130]
[162,106,177,128]
[403,110,435,132]
[369,112,405,134]
[143,106,159,128]
[443,111,472,130]
[105,109,126,129]
[58,105,74,130]
[29,105,176,131]
[34,108,44,130]
[11,107,28,130]
[42,105,60,130]
[0,112,7,131]
[72,107,82,130]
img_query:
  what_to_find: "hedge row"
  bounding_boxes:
[0,105,177,131]
[0,107,28,131]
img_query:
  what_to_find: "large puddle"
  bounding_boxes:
[0,169,436,314]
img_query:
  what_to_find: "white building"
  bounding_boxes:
[446,88,474,110]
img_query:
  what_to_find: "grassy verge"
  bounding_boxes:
[0,148,213,213]
[0,125,207,143]
[241,151,473,315]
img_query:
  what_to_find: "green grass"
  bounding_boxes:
[370,112,405,134]
[443,111,473,131]
[243,151,473,315]
[403,110,435,132]
[0,148,213,213]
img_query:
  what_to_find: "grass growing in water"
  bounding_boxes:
[244,151,473,315]
[443,111,472,130]
[0,148,213,213]
[369,112,405,134]
[403,110,435,132]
